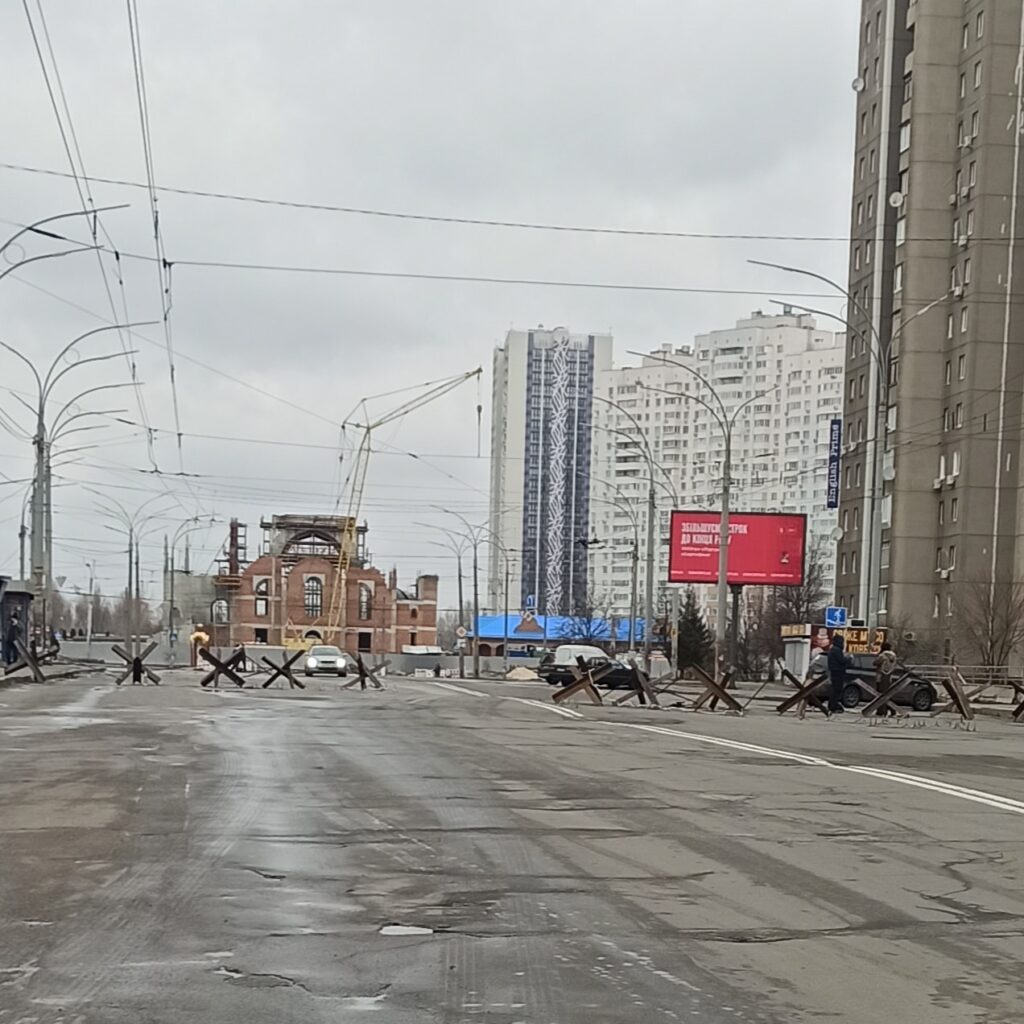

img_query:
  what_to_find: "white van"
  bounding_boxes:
[538,644,608,686]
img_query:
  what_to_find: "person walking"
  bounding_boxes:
[3,614,20,664]
[826,633,853,714]
[873,640,898,716]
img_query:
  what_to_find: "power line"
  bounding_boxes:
[0,160,850,242]
[124,0,185,475]
[21,1,159,471]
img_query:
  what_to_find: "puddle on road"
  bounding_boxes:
[379,924,434,936]
[342,994,388,1010]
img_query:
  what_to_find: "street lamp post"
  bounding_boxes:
[633,362,777,673]
[753,259,949,624]
[593,395,660,671]
[590,483,642,652]
[421,528,469,678]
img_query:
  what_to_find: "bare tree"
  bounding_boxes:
[952,580,1024,666]
[559,589,616,647]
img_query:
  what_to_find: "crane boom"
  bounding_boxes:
[321,366,482,641]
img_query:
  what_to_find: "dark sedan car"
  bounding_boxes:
[544,656,635,689]
[837,654,937,711]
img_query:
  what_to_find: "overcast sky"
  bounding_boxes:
[0,1,859,613]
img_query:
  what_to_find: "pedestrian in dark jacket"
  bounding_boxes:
[3,614,20,664]
[826,634,853,713]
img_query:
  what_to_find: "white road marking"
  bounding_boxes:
[425,680,488,698]
[509,697,585,720]
[609,722,1024,816]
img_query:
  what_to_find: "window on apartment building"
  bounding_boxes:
[952,449,962,476]
[875,10,881,37]
[952,217,961,242]
[955,168,963,193]
[303,577,323,617]
[894,263,904,292]
[861,111,868,135]
[873,56,879,89]
[969,160,977,187]
[888,359,900,386]
[933,593,941,619]
[966,209,975,235]
[944,360,952,384]
[974,62,982,89]
[255,598,268,617]
[977,11,985,37]
[964,257,972,284]
[951,497,959,522]
[895,218,906,246]
[866,240,873,264]
[865,18,872,43]
[869,148,877,173]
[958,354,966,379]
[879,586,889,612]
[962,23,969,49]
[854,462,862,487]
[886,405,898,432]
[852,551,859,574]
[867,193,875,219]
[961,306,970,332]
[938,501,945,525]
[959,73,966,99]
[844,465,851,489]
[899,121,911,152]
[854,246,861,270]
[971,110,979,136]
[842,509,849,532]
[903,74,913,102]
[858,374,866,397]
[943,407,951,431]
[955,403,964,428]
[856,201,864,225]
[957,120,966,147]
[853,507,861,530]
[871,103,878,127]
[881,539,890,567]
[841,552,848,575]
[936,546,943,572]
[947,593,954,618]
[849,378,856,401]
[949,545,957,569]
[946,315,954,340]
[858,155,866,180]
[899,169,909,196]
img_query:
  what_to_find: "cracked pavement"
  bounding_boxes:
[1,670,1023,1022]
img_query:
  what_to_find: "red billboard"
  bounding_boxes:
[668,511,807,586]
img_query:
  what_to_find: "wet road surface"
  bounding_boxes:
[1,670,1023,1022]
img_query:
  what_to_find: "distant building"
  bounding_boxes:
[487,326,613,617]
[203,515,436,654]
[589,311,844,629]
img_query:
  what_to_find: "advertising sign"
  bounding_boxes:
[827,419,842,509]
[809,625,887,655]
[668,511,807,586]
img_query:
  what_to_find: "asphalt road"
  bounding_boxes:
[1,670,1023,1023]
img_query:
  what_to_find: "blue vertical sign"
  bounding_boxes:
[827,419,842,509]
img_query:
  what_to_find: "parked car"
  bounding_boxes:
[539,644,607,686]
[838,654,937,711]
[303,645,349,677]
[540,645,636,689]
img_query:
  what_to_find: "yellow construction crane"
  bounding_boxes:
[320,367,482,642]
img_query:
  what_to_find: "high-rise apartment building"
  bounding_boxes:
[487,327,613,616]
[840,0,1024,649]
[589,312,844,627]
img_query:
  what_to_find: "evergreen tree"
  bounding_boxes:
[677,587,713,671]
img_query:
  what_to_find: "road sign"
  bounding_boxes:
[824,606,847,628]
[455,625,467,638]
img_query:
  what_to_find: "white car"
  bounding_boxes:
[304,645,349,677]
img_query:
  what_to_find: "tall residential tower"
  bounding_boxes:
[487,326,613,617]
[839,0,1024,654]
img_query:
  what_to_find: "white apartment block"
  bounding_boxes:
[588,311,845,627]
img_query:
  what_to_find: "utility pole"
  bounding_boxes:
[455,548,465,678]
[471,540,480,679]
[86,561,95,659]
[125,526,134,656]
[716,428,732,671]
